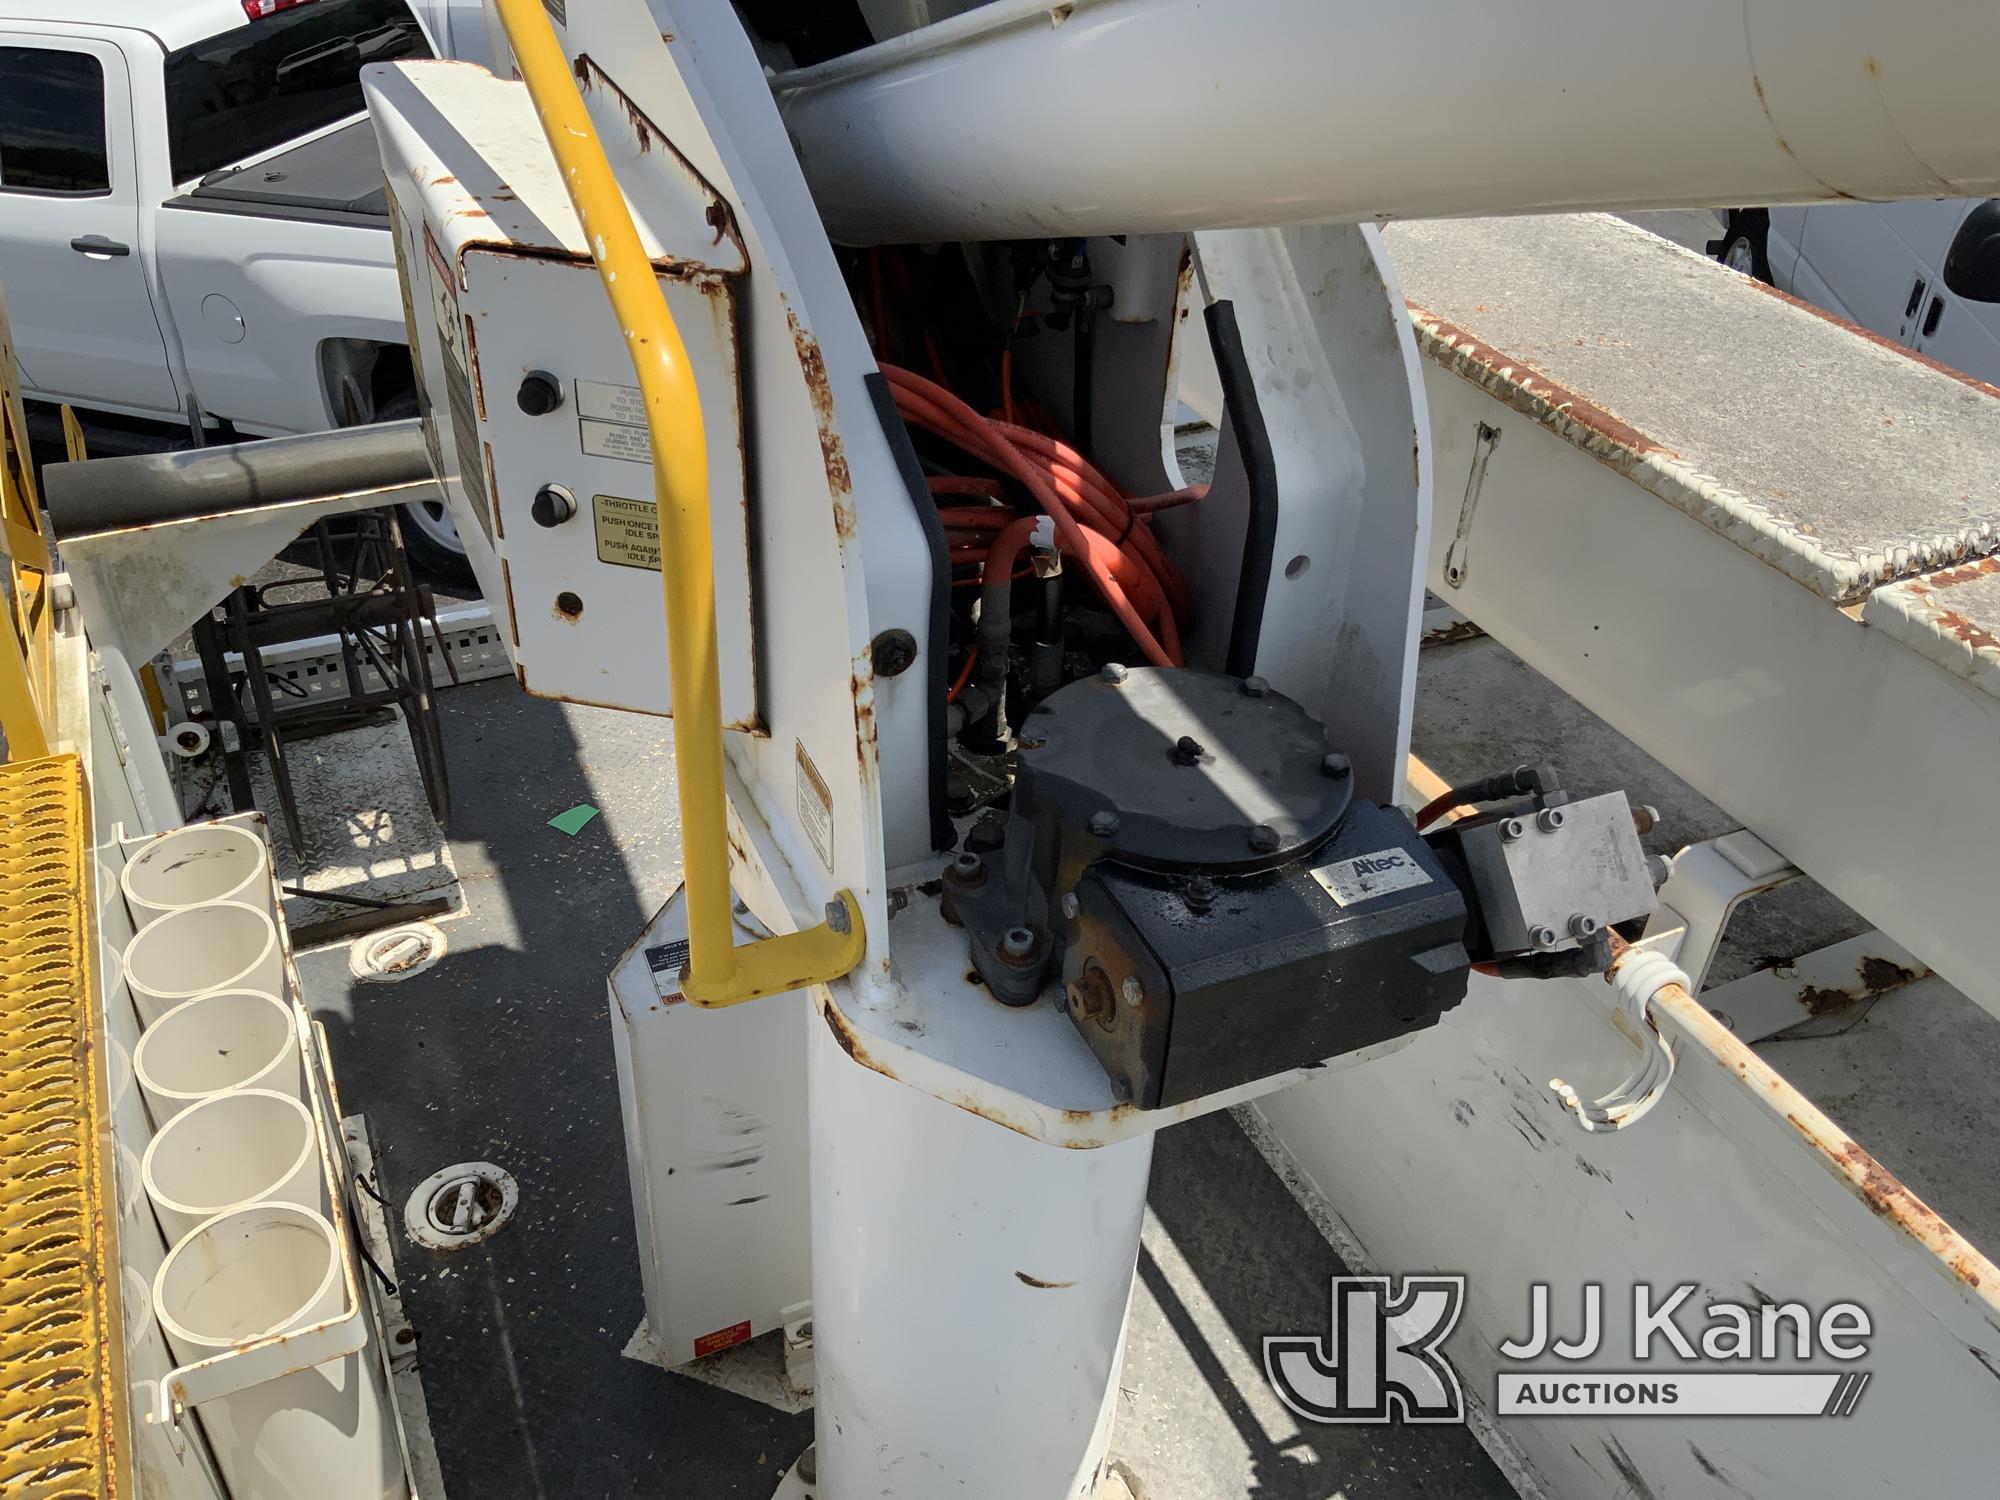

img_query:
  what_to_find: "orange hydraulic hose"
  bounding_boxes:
[884,366,1179,668]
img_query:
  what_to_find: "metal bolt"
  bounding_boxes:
[998,926,1038,962]
[1531,925,1560,949]
[945,852,986,887]
[1536,807,1566,833]
[1089,810,1121,838]
[824,899,852,935]
[1099,662,1129,685]
[1060,892,1080,920]
[966,818,1006,854]
[1121,976,1145,1008]
[1632,804,1662,836]
[1240,675,1270,698]
[1499,817,1526,843]
[1248,823,1282,854]
[869,628,919,678]
[1172,735,1206,765]
[1568,913,1602,939]
[1321,751,1351,779]
[1183,875,1217,913]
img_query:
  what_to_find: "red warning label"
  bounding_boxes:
[693,1319,753,1359]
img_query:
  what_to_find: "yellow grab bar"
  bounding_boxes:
[493,0,864,1006]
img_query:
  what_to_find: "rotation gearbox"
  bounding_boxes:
[940,668,1657,1109]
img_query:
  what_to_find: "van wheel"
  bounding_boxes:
[377,389,478,592]
[1709,209,1773,284]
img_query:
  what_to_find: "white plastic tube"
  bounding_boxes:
[134,990,302,1120]
[154,1204,404,1500]
[142,1089,324,1243]
[121,822,271,926]
[122,901,283,1026]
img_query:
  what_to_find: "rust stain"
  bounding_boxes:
[1794,951,1917,1018]
[851,662,878,771]
[1864,56,1882,79]
[1408,303,1677,474]
[785,302,855,514]
[1930,609,2000,653]
[572,57,745,261]
[1014,1271,1076,1290]
[1612,928,2000,1305]
[1916,556,2000,591]
[1859,955,1920,993]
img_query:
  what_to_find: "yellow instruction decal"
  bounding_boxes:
[593,494,660,571]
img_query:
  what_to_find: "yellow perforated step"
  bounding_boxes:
[0,754,120,1498]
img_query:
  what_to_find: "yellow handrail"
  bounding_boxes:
[492,0,863,1006]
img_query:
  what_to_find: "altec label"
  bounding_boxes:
[1310,849,1433,907]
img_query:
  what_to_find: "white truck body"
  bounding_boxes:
[1765,198,2000,382]
[0,0,428,435]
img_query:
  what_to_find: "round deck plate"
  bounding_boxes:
[1018,668,1352,873]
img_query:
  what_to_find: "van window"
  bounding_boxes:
[0,47,110,195]
[164,0,431,184]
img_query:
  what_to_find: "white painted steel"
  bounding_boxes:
[120,822,272,926]
[368,64,759,727]
[1251,936,2000,1498]
[153,1204,403,1500]
[1407,273,2000,1018]
[1177,224,1431,805]
[607,884,813,1366]
[805,1010,1150,1498]
[1643,833,1800,995]
[141,1089,326,1243]
[134,989,303,1120]
[121,900,284,1026]
[777,0,2000,244]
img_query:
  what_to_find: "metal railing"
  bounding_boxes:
[491,0,865,1006]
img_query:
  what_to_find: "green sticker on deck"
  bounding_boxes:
[592,494,660,571]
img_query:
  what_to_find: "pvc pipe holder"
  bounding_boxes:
[148,1012,367,1440]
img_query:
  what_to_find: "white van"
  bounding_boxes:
[1712,200,2000,383]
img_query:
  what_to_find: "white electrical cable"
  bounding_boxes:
[1548,948,1688,1133]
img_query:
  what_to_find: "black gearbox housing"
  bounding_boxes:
[942,667,1471,1109]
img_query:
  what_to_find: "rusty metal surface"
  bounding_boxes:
[0,754,124,1498]
[1407,752,2000,1323]
[1389,214,2000,604]
[1863,554,2000,700]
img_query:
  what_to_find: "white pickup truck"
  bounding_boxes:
[0,0,478,577]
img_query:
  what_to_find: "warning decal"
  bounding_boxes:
[795,741,834,873]
[592,494,660,571]
[693,1320,752,1359]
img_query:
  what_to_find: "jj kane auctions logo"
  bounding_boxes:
[1266,1277,1874,1423]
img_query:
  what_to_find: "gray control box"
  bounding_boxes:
[1456,791,1654,950]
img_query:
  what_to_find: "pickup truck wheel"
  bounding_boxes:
[1709,209,1773,284]
[400,494,478,591]
[375,389,478,591]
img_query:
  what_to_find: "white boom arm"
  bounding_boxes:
[777,0,2000,244]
